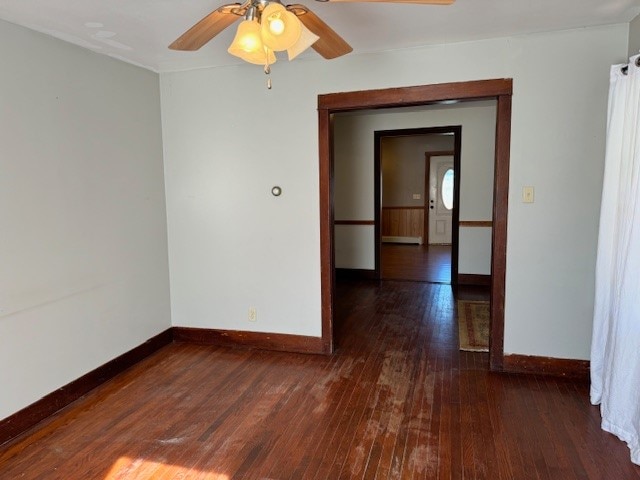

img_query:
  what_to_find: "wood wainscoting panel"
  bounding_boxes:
[0,328,173,446]
[381,207,424,239]
[502,354,590,380]
[173,327,325,355]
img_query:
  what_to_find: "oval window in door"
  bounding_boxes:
[442,168,454,210]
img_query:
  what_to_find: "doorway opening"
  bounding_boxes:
[318,79,512,371]
[375,127,461,284]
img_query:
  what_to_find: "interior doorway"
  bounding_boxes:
[375,127,461,284]
[318,79,513,372]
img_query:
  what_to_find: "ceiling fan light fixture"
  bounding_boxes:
[242,46,278,66]
[260,3,302,52]
[287,23,319,61]
[228,19,277,65]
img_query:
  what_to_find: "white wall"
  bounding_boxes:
[0,20,171,419]
[161,23,627,359]
[333,102,496,275]
[335,226,376,270]
[629,14,640,57]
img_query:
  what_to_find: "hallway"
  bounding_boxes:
[381,244,452,283]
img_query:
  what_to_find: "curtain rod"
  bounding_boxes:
[621,57,640,75]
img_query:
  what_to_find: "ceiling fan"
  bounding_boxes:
[169,0,455,65]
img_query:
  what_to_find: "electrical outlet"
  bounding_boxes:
[413,193,421,200]
[248,307,257,322]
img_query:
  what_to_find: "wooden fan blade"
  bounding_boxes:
[327,0,453,4]
[288,5,352,59]
[169,6,241,51]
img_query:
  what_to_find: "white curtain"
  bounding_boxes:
[591,55,640,466]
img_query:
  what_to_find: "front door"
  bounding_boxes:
[428,156,454,244]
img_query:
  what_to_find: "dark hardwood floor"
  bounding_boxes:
[1,281,638,479]
[381,244,452,283]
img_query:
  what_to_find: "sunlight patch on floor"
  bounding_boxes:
[104,456,229,479]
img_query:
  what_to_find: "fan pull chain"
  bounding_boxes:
[264,63,272,90]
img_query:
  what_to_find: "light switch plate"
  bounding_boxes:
[413,194,421,200]
[522,186,534,203]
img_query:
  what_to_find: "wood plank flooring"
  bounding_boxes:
[381,244,452,283]
[1,280,639,479]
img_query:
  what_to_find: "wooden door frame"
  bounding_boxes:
[318,79,512,372]
[373,127,459,284]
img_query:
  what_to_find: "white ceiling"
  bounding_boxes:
[0,0,639,73]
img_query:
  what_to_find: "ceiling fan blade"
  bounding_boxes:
[169,6,242,51]
[288,5,352,59]
[326,0,453,4]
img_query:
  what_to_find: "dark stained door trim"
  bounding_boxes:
[318,79,512,371]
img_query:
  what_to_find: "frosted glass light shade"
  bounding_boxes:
[287,23,319,60]
[261,3,301,52]
[228,19,277,65]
